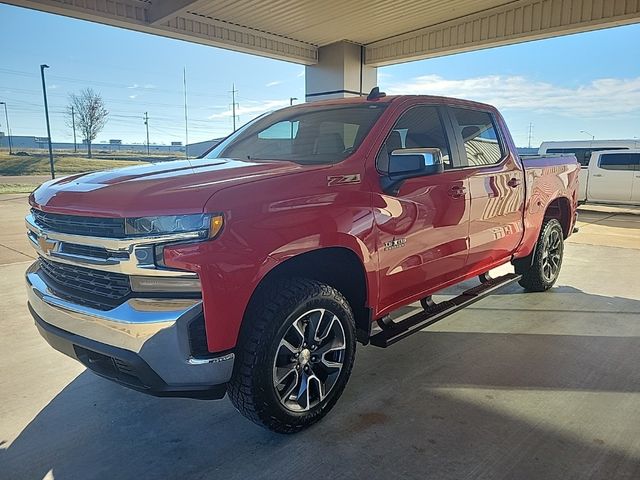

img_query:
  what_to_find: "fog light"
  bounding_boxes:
[130,276,201,293]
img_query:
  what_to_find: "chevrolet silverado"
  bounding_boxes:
[26,89,579,432]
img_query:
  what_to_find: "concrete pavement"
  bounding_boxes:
[0,194,36,265]
[572,207,640,250]
[1,195,639,480]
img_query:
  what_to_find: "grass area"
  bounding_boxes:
[0,151,181,176]
[0,183,37,194]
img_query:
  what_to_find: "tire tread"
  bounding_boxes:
[518,218,564,292]
[228,277,355,433]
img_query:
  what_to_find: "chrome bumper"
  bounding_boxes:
[26,262,234,392]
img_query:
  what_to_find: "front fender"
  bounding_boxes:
[165,183,377,352]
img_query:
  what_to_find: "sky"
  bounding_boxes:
[0,3,639,148]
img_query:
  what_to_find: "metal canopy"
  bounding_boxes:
[6,0,640,65]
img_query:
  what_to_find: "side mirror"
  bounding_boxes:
[381,148,444,195]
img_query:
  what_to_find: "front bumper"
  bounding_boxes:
[26,263,233,399]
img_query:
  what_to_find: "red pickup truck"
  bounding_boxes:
[26,90,579,433]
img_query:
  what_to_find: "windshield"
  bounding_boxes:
[204,103,387,165]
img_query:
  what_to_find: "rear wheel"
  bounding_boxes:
[228,278,356,433]
[518,218,564,292]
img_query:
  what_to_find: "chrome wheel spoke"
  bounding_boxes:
[296,371,310,409]
[291,319,306,346]
[315,337,344,356]
[277,369,299,403]
[278,338,299,356]
[296,371,324,410]
[306,309,324,345]
[314,310,338,343]
[274,364,297,386]
[321,354,344,371]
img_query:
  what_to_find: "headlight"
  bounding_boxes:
[125,213,224,238]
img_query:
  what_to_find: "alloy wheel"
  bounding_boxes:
[272,308,346,412]
[541,228,562,282]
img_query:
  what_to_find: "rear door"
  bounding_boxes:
[588,153,636,203]
[448,107,525,270]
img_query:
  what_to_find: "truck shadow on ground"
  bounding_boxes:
[2,286,640,480]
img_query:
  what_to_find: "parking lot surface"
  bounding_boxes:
[1,195,639,479]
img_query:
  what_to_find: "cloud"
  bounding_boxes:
[208,99,289,120]
[49,84,59,90]
[127,84,139,89]
[143,84,156,89]
[129,94,138,99]
[296,70,305,78]
[383,74,640,117]
[265,80,282,87]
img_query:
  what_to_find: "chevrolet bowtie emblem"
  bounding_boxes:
[37,234,57,255]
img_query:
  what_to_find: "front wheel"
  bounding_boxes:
[228,278,356,433]
[518,218,564,292]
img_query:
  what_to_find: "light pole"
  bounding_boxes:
[580,130,595,141]
[40,64,55,179]
[144,112,150,155]
[0,102,12,155]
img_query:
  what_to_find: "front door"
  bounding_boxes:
[374,105,470,313]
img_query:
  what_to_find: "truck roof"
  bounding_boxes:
[298,94,497,112]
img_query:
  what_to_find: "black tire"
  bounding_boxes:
[228,278,356,433]
[518,218,564,292]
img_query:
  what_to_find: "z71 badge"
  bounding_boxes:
[327,174,361,186]
[383,238,407,250]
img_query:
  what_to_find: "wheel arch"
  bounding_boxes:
[513,196,571,274]
[543,195,572,238]
[247,246,372,344]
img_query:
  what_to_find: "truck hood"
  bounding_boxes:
[30,158,313,217]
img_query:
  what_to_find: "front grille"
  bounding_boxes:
[59,242,127,261]
[39,258,131,310]
[31,208,126,238]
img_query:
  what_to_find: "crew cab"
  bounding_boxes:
[25,90,579,433]
[577,149,640,205]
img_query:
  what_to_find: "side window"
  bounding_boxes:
[451,108,504,167]
[253,120,299,156]
[548,148,591,166]
[376,106,452,173]
[599,153,640,171]
[547,147,629,166]
[258,120,299,140]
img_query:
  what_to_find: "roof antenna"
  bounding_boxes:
[367,86,386,101]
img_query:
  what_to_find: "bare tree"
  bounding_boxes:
[67,88,108,158]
